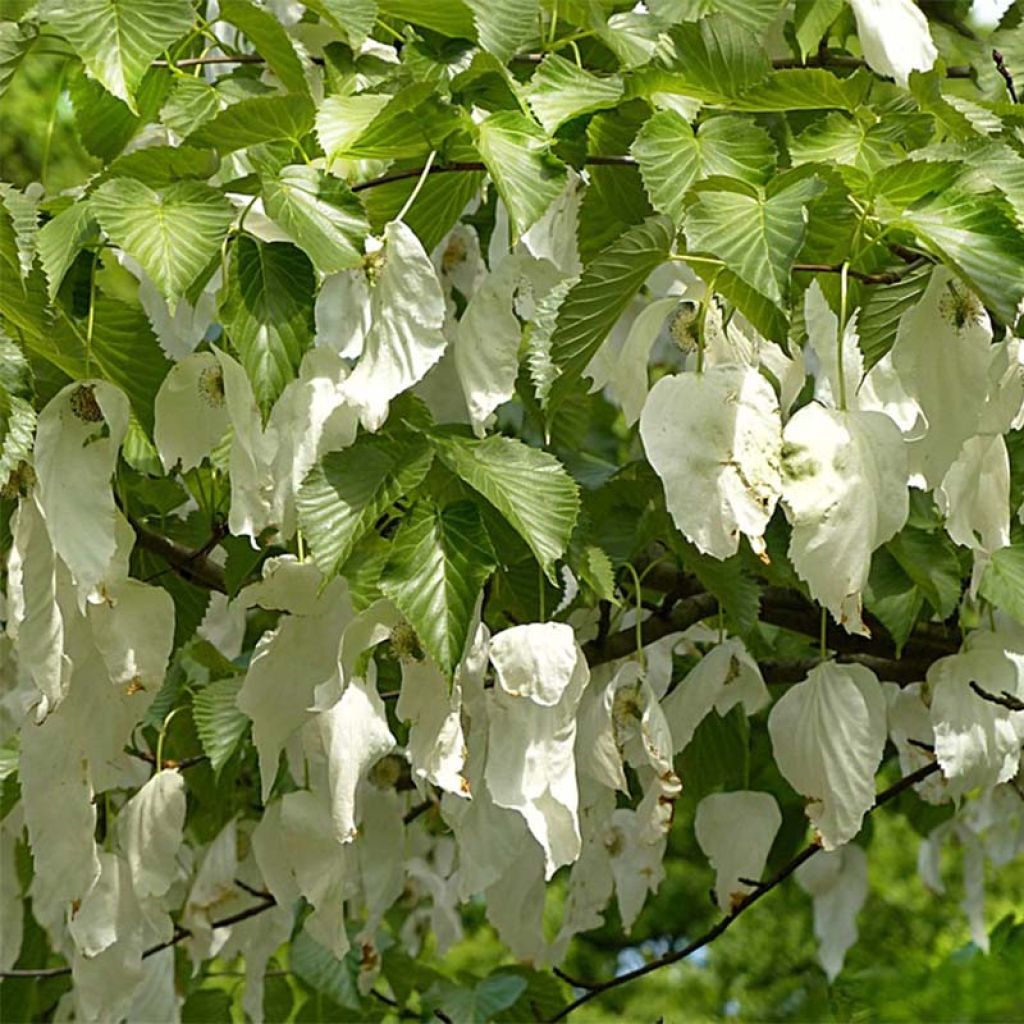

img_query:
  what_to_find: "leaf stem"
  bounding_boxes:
[395,150,437,224]
[837,261,849,411]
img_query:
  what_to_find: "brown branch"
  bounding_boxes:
[126,748,208,771]
[129,516,228,594]
[969,681,1024,713]
[771,51,972,79]
[0,895,278,980]
[792,263,904,285]
[548,761,941,1021]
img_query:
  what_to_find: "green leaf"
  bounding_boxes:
[431,433,579,580]
[192,677,249,775]
[291,931,363,1011]
[633,111,776,224]
[360,167,486,253]
[306,0,377,47]
[464,0,538,62]
[654,14,771,101]
[90,178,234,304]
[474,110,568,239]
[0,199,22,295]
[793,0,844,60]
[896,192,1024,325]
[729,68,870,111]
[548,215,674,407]
[789,112,903,176]
[872,160,965,210]
[40,0,192,111]
[979,546,1024,624]
[69,67,170,161]
[338,86,459,161]
[315,94,391,159]
[857,264,932,373]
[219,237,315,412]
[684,172,825,305]
[885,527,962,619]
[865,548,924,656]
[161,76,221,138]
[428,973,528,1024]
[98,144,220,188]
[220,0,309,96]
[37,203,97,301]
[260,165,368,274]
[525,54,624,135]
[44,293,172,432]
[377,0,476,37]
[0,391,35,486]
[297,433,436,578]
[680,546,760,635]
[0,20,35,99]
[381,501,496,676]
[187,95,315,153]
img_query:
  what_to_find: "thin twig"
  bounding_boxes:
[547,761,941,1022]
[125,748,208,771]
[792,262,904,285]
[993,49,1018,103]
[969,681,1024,713]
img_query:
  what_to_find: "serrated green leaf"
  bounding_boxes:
[161,76,221,138]
[378,0,476,37]
[680,545,760,635]
[525,54,623,135]
[474,110,567,239]
[260,165,368,274]
[91,178,234,304]
[192,677,249,775]
[36,203,96,301]
[220,0,308,96]
[979,545,1024,624]
[431,433,579,580]
[219,237,315,412]
[865,547,924,655]
[857,264,932,372]
[0,391,35,485]
[729,68,871,111]
[306,0,377,47]
[98,145,220,188]
[633,111,776,224]
[872,160,965,210]
[885,527,962,619]
[428,973,528,1024]
[0,20,35,99]
[291,932,364,1011]
[297,433,435,578]
[335,84,460,160]
[464,0,537,62]
[793,0,844,60]
[187,94,315,153]
[684,172,825,306]
[40,0,192,112]
[789,112,903,175]
[548,215,674,407]
[896,191,1024,324]
[69,67,171,161]
[381,500,496,676]
[575,543,617,603]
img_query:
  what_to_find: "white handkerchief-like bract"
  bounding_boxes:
[662,637,770,754]
[117,769,186,900]
[768,662,887,849]
[640,365,783,559]
[893,268,992,488]
[781,404,908,635]
[928,635,1024,797]
[846,0,937,87]
[342,220,448,431]
[485,622,590,877]
[937,434,1011,557]
[695,790,782,912]
[795,844,868,981]
[34,380,129,598]
[153,351,230,473]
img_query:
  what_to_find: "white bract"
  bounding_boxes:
[768,662,887,849]
[640,365,783,559]
[846,0,937,87]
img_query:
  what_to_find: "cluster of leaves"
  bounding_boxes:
[1,0,1023,1021]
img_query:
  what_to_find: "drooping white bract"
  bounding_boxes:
[695,791,782,912]
[341,220,448,431]
[0,810,22,973]
[768,662,887,849]
[846,0,937,87]
[34,380,130,598]
[937,434,1011,560]
[795,844,869,981]
[315,267,372,359]
[397,657,469,797]
[153,351,230,473]
[640,365,784,559]
[884,682,948,804]
[606,806,667,931]
[520,170,582,279]
[485,622,590,878]
[662,637,770,754]
[236,560,354,800]
[892,268,992,488]
[117,769,187,900]
[6,494,70,717]
[182,819,238,964]
[453,253,526,436]
[928,635,1024,797]
[314,675,396,845]
[781,404,908,635]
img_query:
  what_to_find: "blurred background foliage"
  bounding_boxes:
[2,35,1022,1024]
